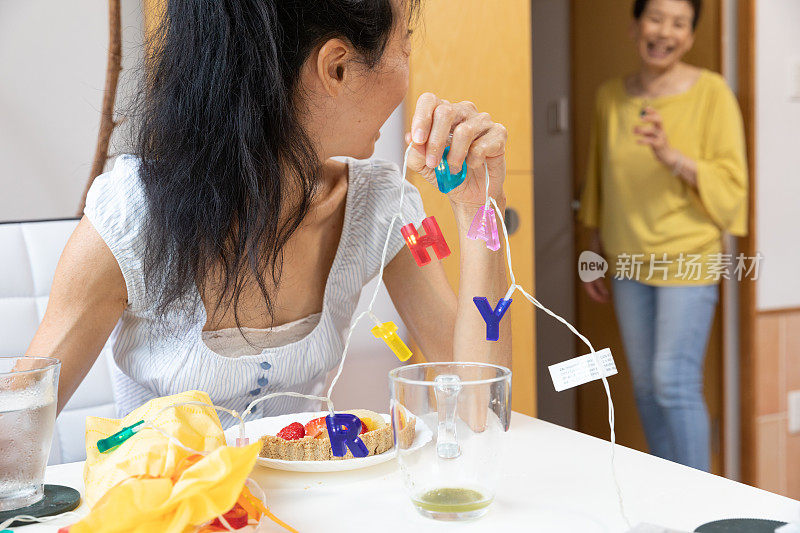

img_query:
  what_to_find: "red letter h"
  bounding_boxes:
[401,216,451,267]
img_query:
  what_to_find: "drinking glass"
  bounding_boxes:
[0,357,60,511]
[389,362,511,521]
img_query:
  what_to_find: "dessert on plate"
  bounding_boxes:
[259,409,415,461]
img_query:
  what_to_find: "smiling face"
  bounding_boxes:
[631,0,696,71]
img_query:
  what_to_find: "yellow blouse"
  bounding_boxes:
[578,69,748,285]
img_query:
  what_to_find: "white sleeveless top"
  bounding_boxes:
[84,155,425,427]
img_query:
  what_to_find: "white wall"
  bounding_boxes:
[0,0,143,221]
[755,0,800,311]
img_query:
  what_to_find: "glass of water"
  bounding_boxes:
[0,357,60,512]
[389,362,511,521]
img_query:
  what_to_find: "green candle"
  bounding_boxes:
[97,420,144,453]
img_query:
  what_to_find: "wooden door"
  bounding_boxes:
[570,0,725,473]
[406,0,537,416]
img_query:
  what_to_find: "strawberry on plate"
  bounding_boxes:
[304,415,368,438]
[304,417,327,439]
[276,422,305,441]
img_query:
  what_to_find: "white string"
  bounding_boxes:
[81,142,630,528]
[0,511,80,530]
[490,199,631,528]
[234,145,629,527]
[483,162,490,208]
[241,143,416,425]
[134,401,247,455]
[490,196,517,291]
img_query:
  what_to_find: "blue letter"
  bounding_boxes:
[473,297,512,341]
[326,413,369,458]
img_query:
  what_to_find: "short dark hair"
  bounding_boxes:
[633,0,702,30]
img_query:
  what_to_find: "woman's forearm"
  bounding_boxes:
[451,200,512,368]
[664,148,698,188]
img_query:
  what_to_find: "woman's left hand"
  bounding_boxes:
[405,93,507,209]
[634,106,681,169]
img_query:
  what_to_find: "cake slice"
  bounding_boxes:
[259,409,415,461]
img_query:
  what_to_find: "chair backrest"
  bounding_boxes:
[0,218,116,464]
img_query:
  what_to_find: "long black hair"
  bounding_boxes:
[134,1,418,327]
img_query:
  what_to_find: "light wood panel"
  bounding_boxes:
[406,0,536,416]
[571,0,725,473]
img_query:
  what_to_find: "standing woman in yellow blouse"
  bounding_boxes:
[578,0,747,472]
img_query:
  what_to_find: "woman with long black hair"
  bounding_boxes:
[27,0,511,424]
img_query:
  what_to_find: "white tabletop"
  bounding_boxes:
[19,412,800,532]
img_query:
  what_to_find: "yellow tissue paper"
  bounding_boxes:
[70,390,268,533]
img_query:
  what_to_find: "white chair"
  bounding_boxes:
[0,218,116,464]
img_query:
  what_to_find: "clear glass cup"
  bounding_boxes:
[389,362,511,521]
[0,357,60,511]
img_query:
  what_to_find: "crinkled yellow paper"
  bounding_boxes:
[72,390,260,533]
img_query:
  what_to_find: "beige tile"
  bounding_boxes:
[756,416,785,495]
[784,311,800,396]
[756,315,783,416]
[787,430,800,500]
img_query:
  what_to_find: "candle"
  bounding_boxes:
[371,321,413,361]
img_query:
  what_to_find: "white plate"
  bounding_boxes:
[224,411,432,472]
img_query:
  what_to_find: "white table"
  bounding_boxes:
[19,413,800,532]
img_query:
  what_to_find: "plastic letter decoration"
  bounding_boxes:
[473,297,513,341]
[401,216,451,267]
[326,413,369,458]
[467,205,501,251]
[371,321,413,361]
[435,146,468,194]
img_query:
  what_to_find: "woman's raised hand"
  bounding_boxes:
[634,106,681,169]
[405,93,507,208]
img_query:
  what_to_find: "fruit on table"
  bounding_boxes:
[261,410,413,461]
[343,409,386,432]
[302,416,370,438]
[276,422,305,441]
[210,502,249,529]
[304,416,327,439]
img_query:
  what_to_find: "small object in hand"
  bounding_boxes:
[276,422,305,441]
[401,215,451,266]
[473,297,513,341]
[435,146,468,194]
[371,321,413,361]
[639,108,647,118]
[467,205,501,251]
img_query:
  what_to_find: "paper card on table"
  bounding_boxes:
[548,348,617,392]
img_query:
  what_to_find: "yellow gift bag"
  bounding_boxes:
[67,390,295,533]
